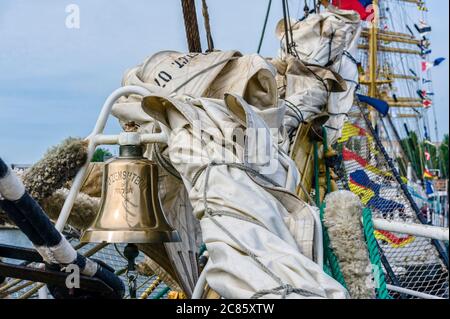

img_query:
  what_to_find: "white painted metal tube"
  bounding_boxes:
[192,268,208,299]
[55,86,152,231]
[92,134,119,145]
[140,133,168,144]
[93,132,168,146]
[387,284,444,300]
[89,86,152,139]
[311,208,324,268]
[372,218,449,242]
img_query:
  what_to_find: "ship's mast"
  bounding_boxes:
[368,0,380,128]
[368,0,379,99]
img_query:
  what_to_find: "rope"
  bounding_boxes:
[153,144,182,181]
[361,208,391,299]
[201,0,214,52]
[139,276,161,299]
[151,286,171,299]
[181,0,202,52]
[257,0,273,54]
[209,210,267,229]
[281,0,292,55]
[191,161,281,189]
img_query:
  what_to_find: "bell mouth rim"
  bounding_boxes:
[80,230,181,244]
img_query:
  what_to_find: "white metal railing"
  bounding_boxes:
[372,218,449,241]
[54,86,166,232]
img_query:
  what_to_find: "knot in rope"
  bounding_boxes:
[250,284,320,299]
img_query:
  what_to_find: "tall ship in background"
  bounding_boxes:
[354,0,448,228]
[328,0,449,298]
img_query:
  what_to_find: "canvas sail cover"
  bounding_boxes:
[111,51,348,298]
[274,6,362,147]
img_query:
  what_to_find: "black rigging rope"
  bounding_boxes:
[257,0,273,54]
[282,0,292,55]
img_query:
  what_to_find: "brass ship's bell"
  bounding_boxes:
[81,144,181,244]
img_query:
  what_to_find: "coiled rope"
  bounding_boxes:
[362,207,392,299]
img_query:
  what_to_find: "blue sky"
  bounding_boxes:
[0,0,448,164]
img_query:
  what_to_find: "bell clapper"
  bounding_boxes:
[124,243,140,299]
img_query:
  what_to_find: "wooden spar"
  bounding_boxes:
[360,76,419,85]
[386,97,423,108]
[360,31,421,45]
[362,28,415,39]
[360,79,393,85]
[388,103,423,108]
[385,97,422,103]
[359,44,422,55]
[395,114,420,118]
[390,74,420,81]
[398,0,420,4]
[180,0,202,53]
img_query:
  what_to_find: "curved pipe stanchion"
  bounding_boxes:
[192,267,208,299]
[55,86,153,231]
[311,208,324,268]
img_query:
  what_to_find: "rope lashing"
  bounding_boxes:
[139,276,161,299]
[361,208,391,299]
[250,284,318,299]
[193,161,322,299]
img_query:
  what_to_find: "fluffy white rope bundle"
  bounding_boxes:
[0,138,99,229]
[323,190,375,299]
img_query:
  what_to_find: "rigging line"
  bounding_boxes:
[257,0,273,54]
[286,0,302,58]
[281,0,292,55]
[303,0,310,18]
[201,0,215,52]
[285,99,306,124]
[180,0,202,53]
